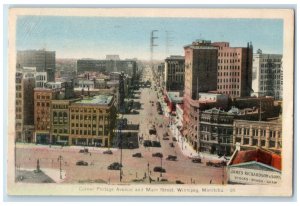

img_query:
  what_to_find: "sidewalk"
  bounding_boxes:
[169,124,226,161]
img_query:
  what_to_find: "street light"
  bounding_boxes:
[160,156,163,178]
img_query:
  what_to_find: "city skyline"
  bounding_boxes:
[16,16,283,60]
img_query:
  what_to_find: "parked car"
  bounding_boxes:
[103,150,113,155]
[166,155,177,161]
[132,110,139,114]
[153,166,166,173]
[151,141,161,147]
[107,162,122,170]
[149,127,157,135]
[175,180,184,184]
[191,158,202,163]
[169,142,174,147]
[132,153,142,158]
[152,152,163,158]
[162,137,169,140]
[76,160,88,166]
[143,140,152,147]
[79,148,89,153]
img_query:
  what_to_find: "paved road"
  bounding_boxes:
[15,67,224,185]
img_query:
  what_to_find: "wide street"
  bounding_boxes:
[15,67,225,185]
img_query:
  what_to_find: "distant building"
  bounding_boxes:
[17,50,56,81]
[252,49,283,100]
[227,147,281,185]
[164,55,185,91]
[106,55,120,60]
[15,72,36,142]
[77,59,137,78]
[233,119,282,153]
[212,42,253,98]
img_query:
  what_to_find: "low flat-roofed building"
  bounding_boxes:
[227,147,281,185]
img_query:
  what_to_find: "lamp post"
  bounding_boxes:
[57,155,63,179]
[160,156,163,178]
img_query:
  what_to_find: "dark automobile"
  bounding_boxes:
[132,152,142,158]
[76,160,88,166]
[172,137,177,142]
[169,142,174,147]
[149,128,157,135]
[152,152,163,158]
[175,180,184,184]
[191,158,202,163]
[79,148,89,153]
[153,166,166,173]
[151,141,161,147]
[103,150,113,155]
[143,140,152,147]
[162,137,169,140]
[107,162,122,170]
[166,155,177,161]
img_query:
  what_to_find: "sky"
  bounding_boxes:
[16,16,283,60]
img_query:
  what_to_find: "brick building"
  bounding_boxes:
[69,95,117,147]
[212,42,253,98]
[34,88,59,144]
[182,40,218,147]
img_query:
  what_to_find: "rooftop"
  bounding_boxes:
[74,94,113,106]
[229,148,281,171]
[167,92,183,103]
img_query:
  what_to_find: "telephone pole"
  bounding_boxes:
[150,30,159,69]
[58,155,63,179]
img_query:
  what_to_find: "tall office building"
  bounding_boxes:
[164,55,185,91]
[182,40,218,149]
[15,71,36,142]
[252,49,283,100]
[17,50,56,81]
[212,42,253,98]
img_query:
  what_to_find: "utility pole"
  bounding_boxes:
[150,30,159,69]
[58,155,63,179]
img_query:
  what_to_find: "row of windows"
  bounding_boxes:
[260,75,282,81]
[36,95,51,100]
[235,128,281,138]
[218,72,240,77]
[218,78,240,83]
[261,64,281,68]
[71,129,109,136]
[70,115,109,121]
[218,65,241,70]
[70,108,106,113]
[36,102,50,107]
[53,104,68,109]
[235,138,280,148]
[217,84,240,89]
[71,123,109,128]
[218,58,241,64]
[218,52,241,57]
